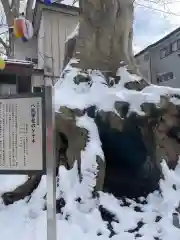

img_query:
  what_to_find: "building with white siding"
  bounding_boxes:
[34,0,79,82]
[10,0,79,94]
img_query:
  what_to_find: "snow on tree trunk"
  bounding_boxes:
[1,1,180,220]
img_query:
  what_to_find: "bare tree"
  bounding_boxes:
[0,0,35,57]
[73,0,136,75]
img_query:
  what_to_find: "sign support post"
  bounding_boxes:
[0,85,57,240]
[44,86,57,240]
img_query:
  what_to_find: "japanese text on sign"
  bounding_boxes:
[0,97,43,171]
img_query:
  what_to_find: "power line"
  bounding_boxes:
[135,2,180,16]
[141,0,180,4]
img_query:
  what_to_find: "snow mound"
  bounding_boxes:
[0,161,180,240]
[55,59,180,115]
[1,62,180,239]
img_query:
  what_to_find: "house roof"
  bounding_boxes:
[36,0,79,13]
[0,59,34,76]
[33,0,79,34]
[5,59,33,66]
[135,27,180,58]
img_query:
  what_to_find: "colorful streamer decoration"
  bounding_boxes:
[13,17,34,42]
[0,57,5,70]
[13,18,24,38]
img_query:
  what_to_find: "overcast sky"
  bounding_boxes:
[61,0,180,54]
[133,0,180,53]
[2,0,180,55]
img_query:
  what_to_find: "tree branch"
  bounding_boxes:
[11,0,20,17]
[25,0,35,21]
[0,30,8,36]
[1,0,11,17]
[1,0,14,26]
[0,36,9,55]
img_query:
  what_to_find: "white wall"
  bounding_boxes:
[14,7,79,88]
[31,74,53,88]
[136,51,151,83]
[14,36,38,61]
[0,84,16,95]
[39,9,78,79]
[38,15,44,70]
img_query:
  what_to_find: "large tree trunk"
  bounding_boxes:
[73,0,137,75]
[1,1,180,216]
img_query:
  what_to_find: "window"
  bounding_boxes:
[166,44,172,56]
[165,72,173,81]
[160,38,180,59]
[177,39,180,50]
[17,76,31,94]
[156,72,174,83]
[160,41,178,59]
[160,48,166,59]
[171,41,178,52]
[33,86,42,93]
[25,57,38,64]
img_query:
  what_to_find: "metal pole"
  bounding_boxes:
[44,85,57,240]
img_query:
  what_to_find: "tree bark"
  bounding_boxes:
[1,0,180,209]
[25,0,35,21]
[1,0,12,25]
[0,36,9,55]
[2,174,42,205]
[2,98,180,205]
[72,0,137,75]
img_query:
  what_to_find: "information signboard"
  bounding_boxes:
[0,87,57,240]
[0,94,45,174]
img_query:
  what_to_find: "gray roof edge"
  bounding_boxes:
[135,26,180,57]
[36,0,79,12]
[33,0,79,34]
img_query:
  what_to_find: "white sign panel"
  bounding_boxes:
[0,97,43,171]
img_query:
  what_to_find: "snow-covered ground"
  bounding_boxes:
[0,63,180,239]
[0,162,180,240]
